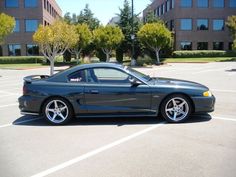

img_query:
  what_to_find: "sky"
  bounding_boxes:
[56,0,152,25]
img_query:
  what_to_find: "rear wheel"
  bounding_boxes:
[43,98,73,125]
[161,94,192,123]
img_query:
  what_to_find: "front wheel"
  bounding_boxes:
[161,94,192,123]
[43,98,73,125]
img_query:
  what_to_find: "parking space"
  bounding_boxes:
[0,62,236,177]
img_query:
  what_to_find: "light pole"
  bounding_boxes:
[130,0,136,66]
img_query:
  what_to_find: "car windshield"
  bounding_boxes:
[125,66,151,82]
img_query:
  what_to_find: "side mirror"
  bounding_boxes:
[129,77,140,86]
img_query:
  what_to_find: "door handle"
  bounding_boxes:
[90,90,99,94]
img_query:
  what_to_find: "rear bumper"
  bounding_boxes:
[192,95,216,113]
[18,95,42,115]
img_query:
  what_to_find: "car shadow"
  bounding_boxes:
[13,114,212,127]
[225,69,236,72]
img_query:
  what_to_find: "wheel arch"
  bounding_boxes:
[159,92,195,113]
[40,96,75,116]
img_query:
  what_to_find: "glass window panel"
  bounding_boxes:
[213,0,224,8]
[197,0,208,7]
[24,0,37,7]
[180,0,192,7]
[197,19,208,30]
[180,42,192,50]
[213,19,224,31]
[5,0,18,7]
[25,20,38,32]
[197,42,208,50]
[180,19,192,30]
[26,44,39,56]
[8,44,21,56]
[14,20,20,32]
[229,0,236,7]
[213,42,224,50]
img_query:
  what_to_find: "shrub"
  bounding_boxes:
[0,56,44,64]
[173,50,236,58]
[137,55,154,66]
[116,48,123,63]
[95,49,106,62]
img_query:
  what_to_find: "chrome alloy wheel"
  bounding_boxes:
[165,97,189,122]
[45,100,69,124]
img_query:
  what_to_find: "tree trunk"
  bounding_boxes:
[75,52,80,64]
[106,53,110,62]
[155,49,160,65]
[49,59,54,76]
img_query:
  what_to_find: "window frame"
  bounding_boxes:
[213,19,224,31]
[14,19,20,32]
[180,0,192,8]
[213,42,224,50]
[197,19,209,30]
[180,19,192,31]
[24,0,37,8]
[213,0,224,8]
[229,0,236,7]
[197,42,208,50]
[8,44,21,56]
[25,19,38,32]
[5,0,19,8]
[197,0,208,8]
[180,41,192,50]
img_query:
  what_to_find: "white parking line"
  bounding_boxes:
[192,67,229,74]
[212,89,236,93]
[0,103,18,109]
[30,122,166,177]
[213,116,236,122]
[0,118,42,128]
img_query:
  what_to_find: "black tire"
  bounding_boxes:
[160,94,192,123]
[43,97,73,125]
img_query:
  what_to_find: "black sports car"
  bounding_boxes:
[18,63,215,125]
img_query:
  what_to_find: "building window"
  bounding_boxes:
[44,0,46,9]
[229,0,236,7]
[213,19,224,31]
[158,6,161,16]
[5,0,19,7]
[171,0,174,9]
[162,4,165,14]
[180,0,192,8]
[197,0,208,8]
[213,0,224,8]
[180,19,192,30]
[228,42,233,50]
[26,44,39,56]
[213,42,224,50]
[167,0,170,11]
[8,44,21,56]
[197,42,208,50]
[24,0,37,7]
[0,46,2,56]
[181,42,192,50]
[14,20,20,32]
[197,19,208,30]
[25,20,38,32]
[47,1,49,11]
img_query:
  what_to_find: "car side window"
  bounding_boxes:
[68,70,86,83]
[88,68,130,84]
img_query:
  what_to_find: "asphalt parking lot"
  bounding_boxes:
[0,62,236,177]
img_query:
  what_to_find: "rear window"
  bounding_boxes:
[68,70,86,82]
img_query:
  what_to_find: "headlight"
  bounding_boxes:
[203,91,212,97]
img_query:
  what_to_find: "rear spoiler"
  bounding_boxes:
[24,75,50,83]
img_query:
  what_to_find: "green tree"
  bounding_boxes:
[144,8,161,24]
[77,4,100,30]
[137,22,172,64]
[0,13,15,44]
[33,20,78,75]
[117,0,141,57]
[226,15,236,50]
[93,25,124,62]
[69,23,92,63]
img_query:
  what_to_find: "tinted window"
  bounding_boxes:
[25,20,38,32]
[213,0,224,8]
[197,0,208,7]
[181,42,192,50]
[213,42,224,50]
[5,0,18,7]
[14,20,20,32]
[24,0,37,7]
[229,0,236,7]
[213,19,224,31]
[180,0,192,7]
[167,0,170,11]
[228,42,233,50]
[171,0,175,9]
[8,44,21,56]
[68,70,86,82]
[26,44,39,56]
[197,42,208,50]
[0,46,2,56]
[197,19,208,30]
[92,68,130,84]
[180,19,192,30]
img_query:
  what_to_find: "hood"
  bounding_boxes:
[150,77,208,90]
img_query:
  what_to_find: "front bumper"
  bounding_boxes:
[192,95,216,113]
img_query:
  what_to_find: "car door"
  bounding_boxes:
[83,67,153,116]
